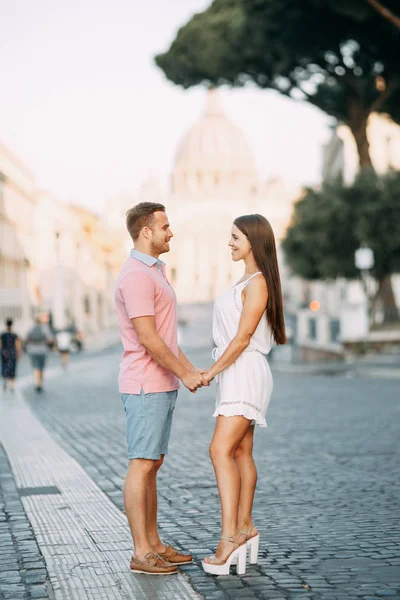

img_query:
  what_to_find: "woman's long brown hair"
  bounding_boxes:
[234,214,286,345]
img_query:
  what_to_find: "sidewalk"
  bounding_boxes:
[0,384,200,600]
[270,358,400,379]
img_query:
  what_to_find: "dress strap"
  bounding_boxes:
[242,271,262,289]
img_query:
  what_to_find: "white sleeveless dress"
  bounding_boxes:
[212,272,274,427]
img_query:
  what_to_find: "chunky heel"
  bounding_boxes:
[239,524,260,564]
[248,534,260,564]
[202,534,247,576]
[236,544,247,574]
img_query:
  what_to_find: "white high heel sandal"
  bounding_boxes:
[239,524,260,565]
[202,535,247,575]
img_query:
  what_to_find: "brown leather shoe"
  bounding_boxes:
[159,544,193,565]
[130,552,178,575]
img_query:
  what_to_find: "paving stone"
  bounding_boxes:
[0,571,21,583]
[25,570,47,585]
[30,585,49,599]
[23,562,46,570]
[226,590,258,599]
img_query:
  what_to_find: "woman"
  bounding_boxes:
[55,328,72,369]
[1,319,22,393]
[202,214,286,576]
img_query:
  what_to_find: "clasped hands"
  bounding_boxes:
[182,368,214,393]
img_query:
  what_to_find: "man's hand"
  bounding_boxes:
[181,370,204,393]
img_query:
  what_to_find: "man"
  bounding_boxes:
[115,202,206,575]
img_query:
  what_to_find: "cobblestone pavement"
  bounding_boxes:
[0,445,52,600]
[6,345,400,599]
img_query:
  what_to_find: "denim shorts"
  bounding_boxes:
[121,389,178,460]
[29,354,47,371]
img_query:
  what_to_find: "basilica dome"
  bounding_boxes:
[172,90,260,196]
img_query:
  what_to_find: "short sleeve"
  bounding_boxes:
[120,271,155,319]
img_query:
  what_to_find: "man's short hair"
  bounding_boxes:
[126,202,165,241]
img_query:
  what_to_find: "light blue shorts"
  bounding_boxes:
[121,389,178,460]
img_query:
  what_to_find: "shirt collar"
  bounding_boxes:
[130,249,165,267]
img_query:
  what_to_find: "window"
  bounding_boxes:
[330,319,340,342]
[308,318,317,341]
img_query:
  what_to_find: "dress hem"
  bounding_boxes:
[213,406,267,428]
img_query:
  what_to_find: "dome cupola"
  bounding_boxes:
[172,89,260,197]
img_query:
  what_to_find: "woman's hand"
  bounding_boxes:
[201,369,214,384]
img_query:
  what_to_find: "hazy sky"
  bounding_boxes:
[0,0,333,213]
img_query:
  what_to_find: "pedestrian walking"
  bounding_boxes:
[25,317,53,393]
[115,202,206,576]
[55,328,72,369]
[201,214,286,575]
[1,318,22,393]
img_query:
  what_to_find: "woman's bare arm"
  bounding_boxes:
[204,276,268,382]
[15,337,22,360]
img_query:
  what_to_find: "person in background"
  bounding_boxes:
[25,316,53,393]
[1,318,22,393]
[55,328,72,369]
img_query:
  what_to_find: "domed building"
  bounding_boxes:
[171,90,260,199]
[106,89,296,303]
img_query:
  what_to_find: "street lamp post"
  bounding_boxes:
[355,246,374,328]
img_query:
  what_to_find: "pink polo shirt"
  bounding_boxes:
[115,250,179,394]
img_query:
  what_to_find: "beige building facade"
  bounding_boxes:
[0,142,120,336]
[0,142,35,329]
[105,90,297,304]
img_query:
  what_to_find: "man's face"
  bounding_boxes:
[149,211,174,255]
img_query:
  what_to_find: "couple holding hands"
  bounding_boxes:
[114,202,286,576]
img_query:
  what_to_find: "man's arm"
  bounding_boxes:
[131,316,204,392]
[178,347,195,370]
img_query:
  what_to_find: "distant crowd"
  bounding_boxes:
[0,317,83,393]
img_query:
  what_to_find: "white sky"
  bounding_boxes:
[0,0,333,214]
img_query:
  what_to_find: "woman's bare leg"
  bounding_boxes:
[205,416,251,562]
[235,425,258,539]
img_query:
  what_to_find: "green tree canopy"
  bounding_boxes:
[282,170,400,319]
[155,0,400,168]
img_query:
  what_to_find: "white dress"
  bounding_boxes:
[212,272,274,427]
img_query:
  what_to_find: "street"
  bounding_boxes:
[1,344,398,599]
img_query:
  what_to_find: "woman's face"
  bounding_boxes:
[228,224,252,262]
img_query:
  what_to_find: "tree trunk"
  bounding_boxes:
[348,113,374,170]
[377,275,399,323]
